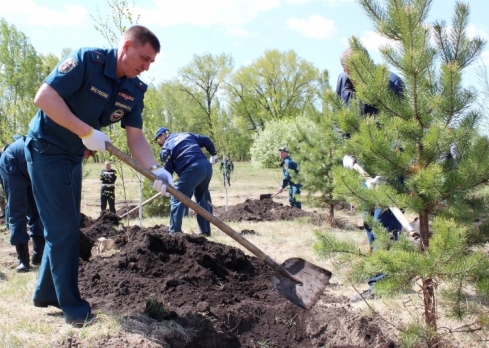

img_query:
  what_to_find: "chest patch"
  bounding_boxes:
[118,92,135,101]
[90,85,109,99]
[110,109,124,122]
[114,101,132,112]
[58,57,78,74]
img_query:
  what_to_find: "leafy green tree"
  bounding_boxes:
[250,117,310,168]
[227,49,321,131]
[0,19,44,141]
[316,1,489,346]
[175,52,234,139]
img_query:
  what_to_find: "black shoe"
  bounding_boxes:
[34,299,61,309]
[15,244,30,272]
[66,313,97,328]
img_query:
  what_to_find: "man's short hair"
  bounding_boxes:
[340,48,353,68]
[122,25,160,53]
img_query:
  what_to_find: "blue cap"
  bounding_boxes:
[153,127,169,141]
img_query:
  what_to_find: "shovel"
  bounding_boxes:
[106,142,331,310]
[259,192,278,200]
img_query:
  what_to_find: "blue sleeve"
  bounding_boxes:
[194,134,216,156]
[336,73,355,105]
[282,159,291,188]
[388,72,403,97]
[159,148,174,175]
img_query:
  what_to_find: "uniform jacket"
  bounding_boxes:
[281,156,300,189]
[159,133,217,176]
[336,71,403,116]
[27,47,147,156]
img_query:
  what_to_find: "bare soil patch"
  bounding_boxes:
[67,199,397,347]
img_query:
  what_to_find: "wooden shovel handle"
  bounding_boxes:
[105,142,303,284]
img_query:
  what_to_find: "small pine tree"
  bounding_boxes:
[316,0,489,346]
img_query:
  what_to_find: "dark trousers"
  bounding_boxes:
[170,159,213,233]
[101,187,115,213]
[0,156,43,245]
[25,138,91,322]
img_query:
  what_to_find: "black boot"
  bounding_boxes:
[15,244,30,272]
[31,236,45,265]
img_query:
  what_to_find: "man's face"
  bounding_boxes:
[279,150,288,160]
[156,133,167,147]
[119,41,157,78]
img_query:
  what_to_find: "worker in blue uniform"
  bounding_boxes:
[0,137,44,273]
[276,146,302,209]
[25,26,173,327]
[154,127,218,236]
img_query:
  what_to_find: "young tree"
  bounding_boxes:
[317,1,489,346]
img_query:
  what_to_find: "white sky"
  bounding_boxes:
[1,0,488,87]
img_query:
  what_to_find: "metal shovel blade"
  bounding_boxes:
[272,258,331,310]
[260,194,272,200]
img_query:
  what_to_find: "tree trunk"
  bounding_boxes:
[419,213,430,251]
[422,278,439,347]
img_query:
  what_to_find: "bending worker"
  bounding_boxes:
[0,136,44,272]
[154,127,218,236]
[25,25,173,327]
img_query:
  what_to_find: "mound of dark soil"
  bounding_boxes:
[72,211,397,348]
[217,198,323,224]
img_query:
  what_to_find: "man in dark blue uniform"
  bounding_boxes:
[336,47,403,116]
[154,127,218,236]
[100,160,117,214]
[0,137,44,273]
[25,26,173,327]
[336,47,404,302]
[336,46,404,247]
[276,146,302,209]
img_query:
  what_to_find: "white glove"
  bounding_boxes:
[365,176,383,189]
[80,128,111,153]
[342,155,356,169]
[210,155,219,165]
[152,167,173,197]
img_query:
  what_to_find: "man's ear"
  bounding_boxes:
[121,40,133,53]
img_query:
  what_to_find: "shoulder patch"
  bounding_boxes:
[91,50,106,65]
[58,57,78,74]
[133,78,148,92]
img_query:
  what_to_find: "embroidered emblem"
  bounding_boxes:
[118,92,135,101]
[58,57,78,74]
[110,109,124,122]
